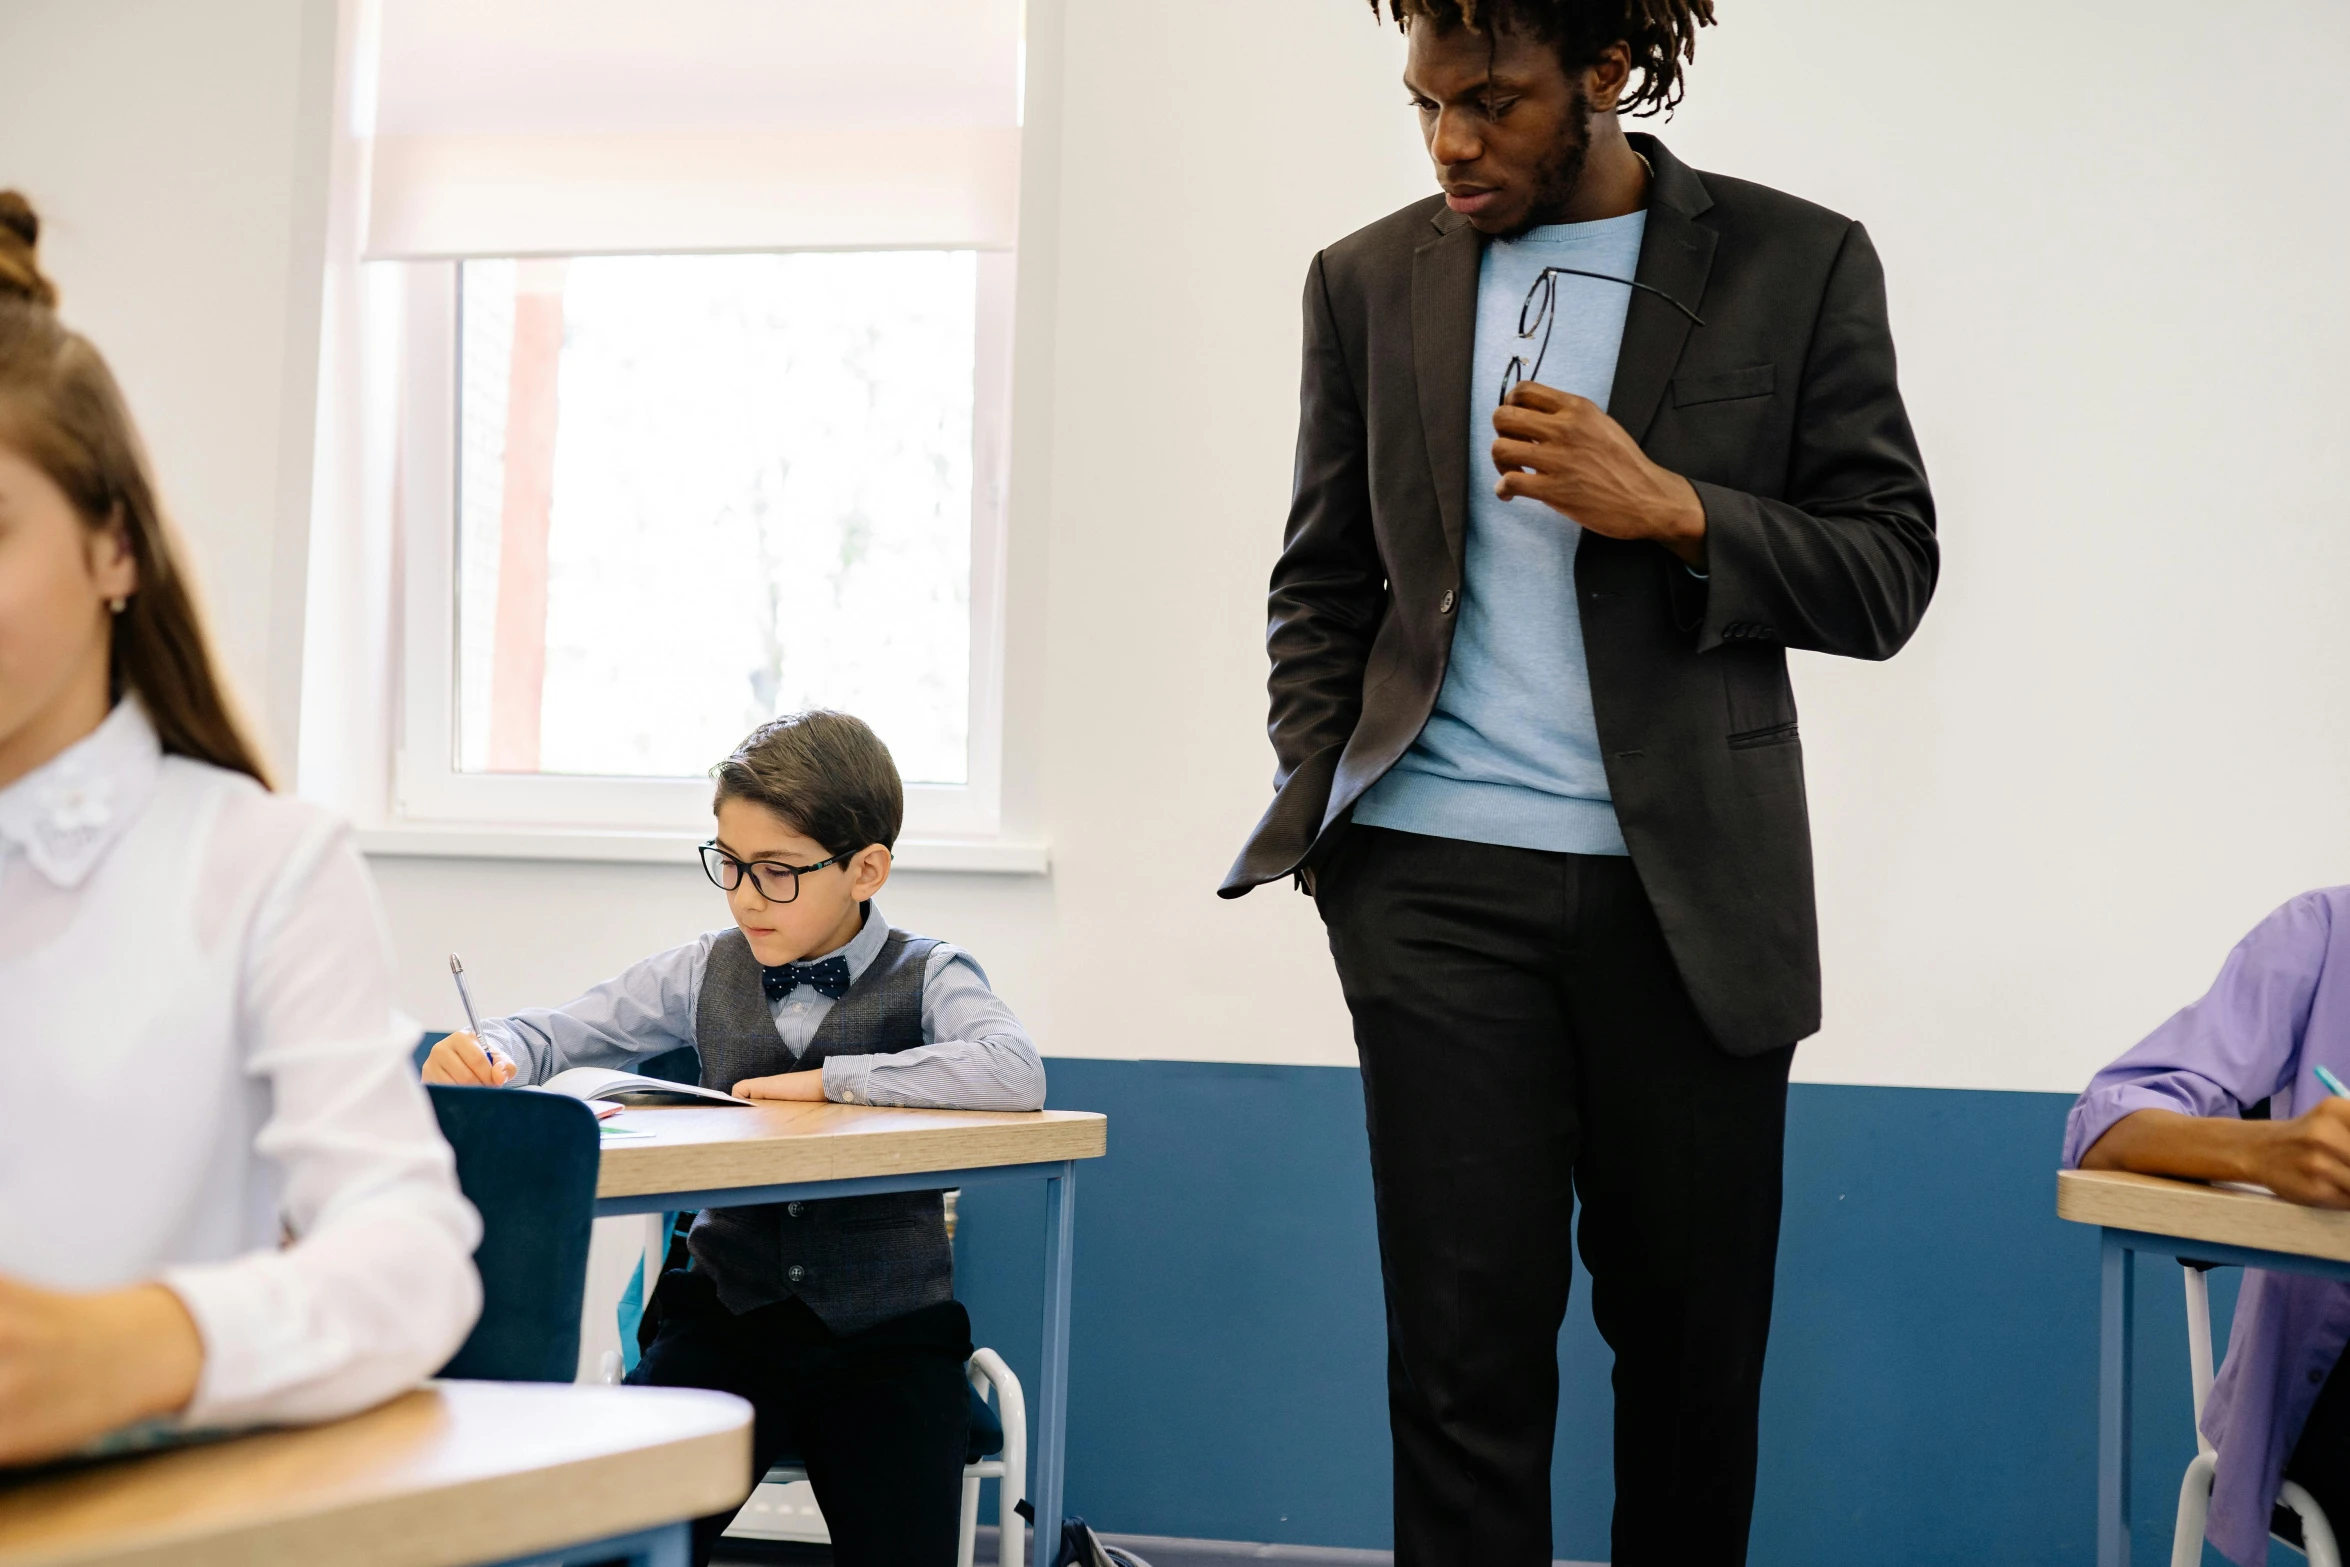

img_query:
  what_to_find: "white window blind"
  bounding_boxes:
[365,0,1024,258]
[368,129,1020,259]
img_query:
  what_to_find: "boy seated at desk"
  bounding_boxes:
[2066,887,2350,1567]
[422,709,1045,1567]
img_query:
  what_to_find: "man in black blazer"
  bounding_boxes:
[1218,3,1934,1563]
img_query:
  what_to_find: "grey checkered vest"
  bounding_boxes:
[684,923,955,1334]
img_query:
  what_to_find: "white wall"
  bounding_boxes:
[0,0,332,758]
[1654,0,2350,1089]
[15,0,2350,1097]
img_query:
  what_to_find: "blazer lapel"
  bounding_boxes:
[1608,135,1717,445]
[1412,211,1483,573]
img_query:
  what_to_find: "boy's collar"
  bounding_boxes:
[805,902,891,984]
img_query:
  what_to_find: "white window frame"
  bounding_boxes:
[390,251,1014,842]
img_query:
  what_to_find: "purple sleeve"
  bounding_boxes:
[2061,893,2337,1167]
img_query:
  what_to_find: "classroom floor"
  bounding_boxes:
[709,1530,1519,1566]
[711,1544,833,1566]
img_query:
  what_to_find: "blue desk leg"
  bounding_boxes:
[2099,1229,2134,1567]
[1031,1160,1077,1567]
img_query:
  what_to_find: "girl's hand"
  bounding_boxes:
[0,1277,203,1464]
[732,1071,827,1102]
[422,1030,515,1087]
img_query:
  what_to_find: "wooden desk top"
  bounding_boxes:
[2058,1168,2350,1265]
[0,1382,749,1567]
[596,1100,1107,1201]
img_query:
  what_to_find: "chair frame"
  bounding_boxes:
[2173,1262,2341,1567]
[726,1346,1027,1567]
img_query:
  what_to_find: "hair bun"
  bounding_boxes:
[0,191,59,309]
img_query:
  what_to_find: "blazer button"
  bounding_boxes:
[1439,588,1457,614]
[787,1264,807,1284]
[787,1202,805,1218]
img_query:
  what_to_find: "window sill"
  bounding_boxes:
[355,826,1051,876]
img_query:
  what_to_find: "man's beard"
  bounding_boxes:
[1497,86,1594,239]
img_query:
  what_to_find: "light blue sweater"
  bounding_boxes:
[1354,209,1647,856]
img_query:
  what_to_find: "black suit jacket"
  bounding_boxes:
[1218,135,1936,1055]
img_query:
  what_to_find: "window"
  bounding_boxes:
[367,0,1021,841]
[453,253,978,787]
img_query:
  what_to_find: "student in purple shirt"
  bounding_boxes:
[2065,888,2350,1566]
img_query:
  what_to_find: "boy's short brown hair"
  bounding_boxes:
[710,711,904,858]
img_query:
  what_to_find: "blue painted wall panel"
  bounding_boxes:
[956,1062,2252,1564]
[955,1060,1394,1546]
[1761,1084,2198,1565]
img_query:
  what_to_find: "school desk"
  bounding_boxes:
[0,1381,749,1567]
[594,1100,1108,1567]
[2058,1167,2350,1567]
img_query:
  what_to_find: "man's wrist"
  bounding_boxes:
[1657,477,1707,569]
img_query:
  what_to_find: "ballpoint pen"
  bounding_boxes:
[449,953,512,1081]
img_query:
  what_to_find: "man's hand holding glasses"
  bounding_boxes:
[1490,381,1709,569]
[1492,265,1709,569]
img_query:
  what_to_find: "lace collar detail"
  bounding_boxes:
[0,702,162,890]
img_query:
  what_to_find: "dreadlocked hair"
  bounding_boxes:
[1371,0,1715,118]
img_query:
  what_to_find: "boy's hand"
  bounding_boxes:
[733,1071,827,1102]
[0,1277,203,1464]
[422,1030,516,1087]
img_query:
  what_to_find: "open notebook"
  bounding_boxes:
[529,1066,752,1108]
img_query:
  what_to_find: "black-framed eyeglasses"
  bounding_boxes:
[699,842,839,904]
[1499,267,1707,406]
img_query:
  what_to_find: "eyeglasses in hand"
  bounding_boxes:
[699,841,840,904]
[1499,267,1706,407]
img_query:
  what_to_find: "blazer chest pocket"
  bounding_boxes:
[1672,364,1776,407]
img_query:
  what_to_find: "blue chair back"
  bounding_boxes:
[426,1083,600,1382]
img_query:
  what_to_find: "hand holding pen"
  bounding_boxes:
[2237,1063,2350,1209]
[421,954,517,1087]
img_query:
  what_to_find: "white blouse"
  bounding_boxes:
[0,703,481,1429]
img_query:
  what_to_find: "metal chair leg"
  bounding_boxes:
[2172,1451,2215,1567]
[2280,1480,2342,1567]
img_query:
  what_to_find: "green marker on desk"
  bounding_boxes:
[2315,1064,2350,1100]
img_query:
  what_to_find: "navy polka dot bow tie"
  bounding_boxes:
[762,955,852,1003]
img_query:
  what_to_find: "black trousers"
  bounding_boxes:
[1315,826,1795,1567]
[627,1270,973,1567]
[2281,1342,2350,1546]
